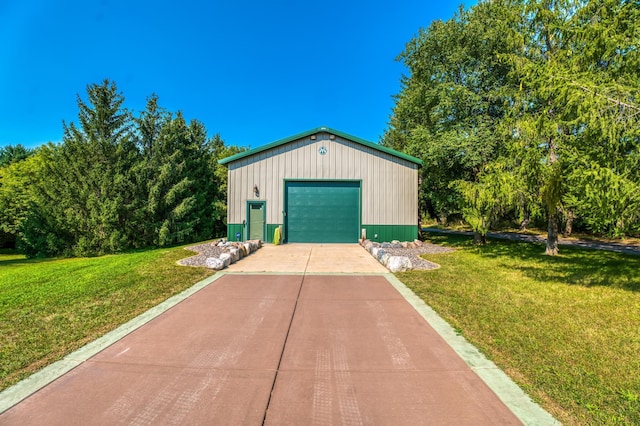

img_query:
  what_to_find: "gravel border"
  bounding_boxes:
[178,241,454,271]
[382,245,454,270]
[177,242,223,267]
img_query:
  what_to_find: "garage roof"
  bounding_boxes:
[218,126,423,166]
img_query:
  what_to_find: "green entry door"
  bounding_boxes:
[247,201,265,240]
[285,181,360,243]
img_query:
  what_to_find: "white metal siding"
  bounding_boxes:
[227,132,418,225]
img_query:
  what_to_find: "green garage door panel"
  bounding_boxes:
[286,181,360,243]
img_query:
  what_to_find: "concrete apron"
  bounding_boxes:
[225,243,389,274]
[0,248,556,425]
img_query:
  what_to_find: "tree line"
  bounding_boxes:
[0,80,242,257]
[384,0,639,254]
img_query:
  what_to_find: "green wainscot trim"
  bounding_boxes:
[361,225,418,243]
[266,224,282,244]
[228,223,282,243]
[227,223,245,242]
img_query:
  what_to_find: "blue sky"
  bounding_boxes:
[1,0,471,149]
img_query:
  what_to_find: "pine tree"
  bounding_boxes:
[34,80,139,256]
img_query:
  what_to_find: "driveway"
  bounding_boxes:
[0,245,555,425]
[424,227,640,256]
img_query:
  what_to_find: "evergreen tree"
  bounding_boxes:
[0,144,33,167]
[33,80,139,256]
[507,0,640,248]
[12,80,245,257]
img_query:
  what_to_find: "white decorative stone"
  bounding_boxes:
[387,256,412,272]
[229,248,240,262]
[380,252,391,266]
[205,257,225,270]
[219,253,232,267]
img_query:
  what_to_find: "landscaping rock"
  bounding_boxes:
[219,252,232,267]
[387,256,412,272]
[248,240,261,251]
[380,252,391,266]
[205,257,225,270]
[376,249,387,261]
[229,248,240,262]
[414,239,424,247]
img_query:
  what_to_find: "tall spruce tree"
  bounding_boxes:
[34,80,139,256]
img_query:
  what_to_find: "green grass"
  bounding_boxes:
[398,235,640,425]
[0,245,212,391]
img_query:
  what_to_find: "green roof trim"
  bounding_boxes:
[218,126,423,166]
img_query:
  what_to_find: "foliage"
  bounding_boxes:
[565,163,640,237]
[0,144,33,167]
[30,81,140,256]
[385,0,640,250]
[398,234,640,425]
[453,164,516,242]
[0,152,44,248]
[0,245,212,391]
[3,80,240,257]
[383,1,519,222]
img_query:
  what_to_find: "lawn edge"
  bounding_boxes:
[0,272,225,414]
[384,273,560,426]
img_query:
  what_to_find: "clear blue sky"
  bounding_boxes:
[1,0,471,149]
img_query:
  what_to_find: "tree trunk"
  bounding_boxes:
[545,209,559,255]
[563,209,574,237]
[520,209,530,231]
[473,231,486,245]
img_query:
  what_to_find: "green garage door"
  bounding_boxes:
[285,181,360,243]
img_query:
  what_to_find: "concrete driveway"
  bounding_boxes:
[226,243,388,273]
[1,244,556,425]
[0,274,526,425]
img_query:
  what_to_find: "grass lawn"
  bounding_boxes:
[398,234,640,425]
[0,245,212,391]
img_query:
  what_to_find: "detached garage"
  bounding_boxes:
[219,127,422,244]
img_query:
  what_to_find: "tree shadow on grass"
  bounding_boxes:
[428,234,640,292]
[425,234,472,248]
[0,256,62,266]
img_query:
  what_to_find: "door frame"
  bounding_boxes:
[282,179,362,243]
[246,200,266,241]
